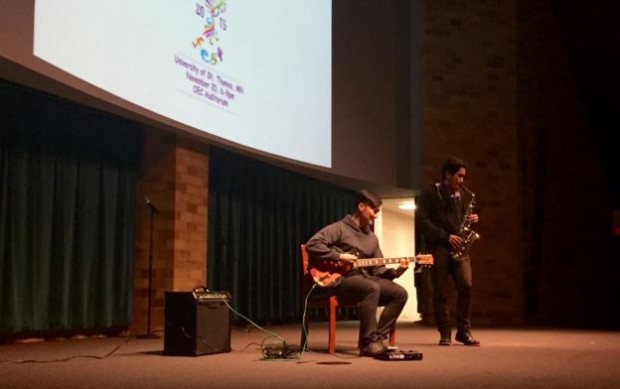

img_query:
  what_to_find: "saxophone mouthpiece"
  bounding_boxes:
[460,185,475,197]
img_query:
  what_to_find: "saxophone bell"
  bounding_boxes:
[450,185,480,262]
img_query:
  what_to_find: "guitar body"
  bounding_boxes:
[308,254,434,288]
[309,259,353,288]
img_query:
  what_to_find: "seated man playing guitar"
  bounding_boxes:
[305,190,410,357]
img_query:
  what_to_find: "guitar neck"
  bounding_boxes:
[352,256,415,268]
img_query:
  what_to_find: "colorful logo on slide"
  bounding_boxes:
[192,0,228,65]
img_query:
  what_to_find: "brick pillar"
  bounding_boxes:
[132,131,209,335]
[171,144,209,291]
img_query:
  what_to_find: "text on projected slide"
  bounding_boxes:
[175,1,245,110]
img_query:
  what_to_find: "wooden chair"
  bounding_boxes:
[299,244,395,354]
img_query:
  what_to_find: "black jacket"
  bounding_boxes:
[417,183,470,249]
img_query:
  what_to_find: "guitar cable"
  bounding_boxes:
[221,299,303,361]
[300,283,317,353]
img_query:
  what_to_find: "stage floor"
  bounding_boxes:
[1,322,619,388]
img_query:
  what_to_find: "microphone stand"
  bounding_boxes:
[137,197,160,339]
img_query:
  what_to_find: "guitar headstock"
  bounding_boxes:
[415,254,434,266]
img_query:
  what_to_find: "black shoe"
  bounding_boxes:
[439,331,451,346]
[359,340,388,357]
[455,332,480,346]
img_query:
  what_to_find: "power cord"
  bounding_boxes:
[0,335,133,364]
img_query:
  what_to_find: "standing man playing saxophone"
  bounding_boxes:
[416,157,481,346]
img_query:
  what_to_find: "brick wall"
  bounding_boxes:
[131,131,209,335]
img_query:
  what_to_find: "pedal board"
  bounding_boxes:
[374,348,423,361]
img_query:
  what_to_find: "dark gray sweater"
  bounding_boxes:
[305,215,395,278]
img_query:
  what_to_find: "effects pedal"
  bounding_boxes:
[373,347,423,361]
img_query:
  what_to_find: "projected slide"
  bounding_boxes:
[33,0,332,167]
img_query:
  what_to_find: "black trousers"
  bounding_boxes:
[429,246,473,333]
[336,273,408,346]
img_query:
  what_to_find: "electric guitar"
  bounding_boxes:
[309,254,434,288]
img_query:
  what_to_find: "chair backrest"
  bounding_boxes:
[300,244,310,276]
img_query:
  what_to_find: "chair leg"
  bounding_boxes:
[388,323,396,346]
[328,297,337,354]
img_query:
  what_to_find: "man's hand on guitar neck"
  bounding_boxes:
[338,253,358,264]
[394,258,410,277]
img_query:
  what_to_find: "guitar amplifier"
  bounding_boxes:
[164,290,231,356]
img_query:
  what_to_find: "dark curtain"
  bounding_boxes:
[0,80,141,333]
[207,148,356,323]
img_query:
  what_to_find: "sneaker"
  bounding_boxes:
[439,330,451,346]
[359,340,388,357]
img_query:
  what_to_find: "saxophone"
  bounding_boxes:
[450,185,480,262]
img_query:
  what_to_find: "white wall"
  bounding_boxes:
[375,204,419,322]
